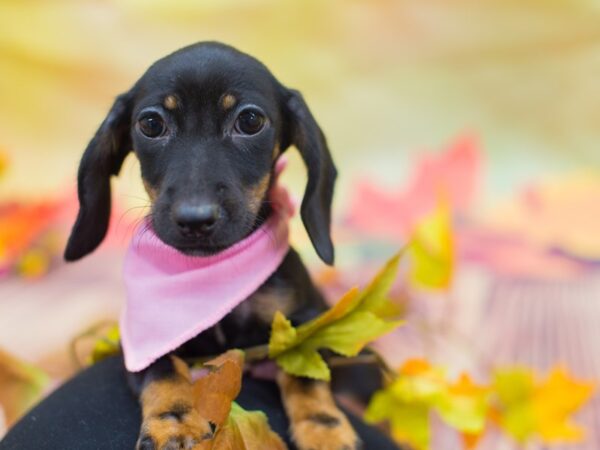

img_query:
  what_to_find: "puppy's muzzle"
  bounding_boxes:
[172,201,222,238]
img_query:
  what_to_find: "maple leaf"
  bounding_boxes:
[492,366,595,444]
[209,402,287,450]
[435,374,490,435]
[408,197,454,289]
[533,367,595,442]
[365,360,489,450]
[193,349,245,428]
[268,252,404,381]
[365,359,444,450]
[193,350,287,449]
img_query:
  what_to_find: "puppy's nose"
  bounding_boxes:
[173,202,221,237]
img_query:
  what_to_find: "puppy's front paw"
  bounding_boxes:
[291,409,362,450]
[136,403,214,450]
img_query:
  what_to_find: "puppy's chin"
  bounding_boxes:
[174,243,229,257]
[152,226,249,257]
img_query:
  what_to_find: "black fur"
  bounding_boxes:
[64,42,351,445]
[65,42,336,263]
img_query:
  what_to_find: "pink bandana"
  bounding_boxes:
[120,159,294,372]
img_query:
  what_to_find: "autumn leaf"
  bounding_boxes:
[193,349,245,428]
[365,360,488,450]
[0,348,49,425]
[365,359,445,450]
[192,350,287,449]
[268,252,404,381]
[435,374,490,434]
[209,402,287,450]
[533,367,595,442]
[492,366,595,444]
[89,324,121,364]
[491,367,536,442]
[409,197,454,289]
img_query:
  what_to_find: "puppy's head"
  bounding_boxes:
[64,42,337,264]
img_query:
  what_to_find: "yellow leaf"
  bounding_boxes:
[0,348,49,425]
[354,250,404,316]
[532,366,595,443]
[16,248,50,278]
[210,402,287,450]
[409,198,454,289]
[268,252,404,380]
[275,348,330,381]
[492,365,595,444]
[367,362,488,450]
[89,324,121,364]
[491,367,537,443]
[268,312,297,357]
[436,374,490,434]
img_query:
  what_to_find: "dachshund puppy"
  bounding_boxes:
[64,42,360,450]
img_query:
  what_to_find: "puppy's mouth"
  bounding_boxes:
[173,241,230,256]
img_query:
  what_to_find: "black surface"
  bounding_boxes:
[0,356,400,449]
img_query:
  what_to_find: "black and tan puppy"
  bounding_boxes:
[64,42,359,450]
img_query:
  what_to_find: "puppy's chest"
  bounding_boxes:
[212,286,297,348]
[235,287,296,324]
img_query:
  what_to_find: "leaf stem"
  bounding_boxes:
[185,345,398,382]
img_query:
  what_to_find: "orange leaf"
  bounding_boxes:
[193,349,245,428]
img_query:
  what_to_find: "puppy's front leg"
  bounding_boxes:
[277,372,361,450]
[130,355,214,450]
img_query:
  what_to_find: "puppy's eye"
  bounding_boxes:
[235,109,265,135]
[138,113,166,138]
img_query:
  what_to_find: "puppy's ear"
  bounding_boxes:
[64,91,135,261]
[282,89,337,265]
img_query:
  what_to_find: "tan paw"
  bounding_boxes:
[136,402,214,450]
[291,409,362,450]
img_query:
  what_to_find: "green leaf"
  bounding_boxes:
[268,251,405,380]
[210,402,287,449]
[268,312,297,357]
[275,348,330,381]
[365,388,431,450]
[354,251,403,316]
[302,311,401,357]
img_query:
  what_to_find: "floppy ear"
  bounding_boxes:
[282,89,338,265]
[64,91,134,261]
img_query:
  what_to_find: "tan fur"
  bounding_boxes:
[143,180,158,203]
[221,93,237,110]
[163,95,178,110]
[272,142,281,161]
[249,287,295,324]
[137,356,213,449]
[277,372,360,450]
[246,173,271,215]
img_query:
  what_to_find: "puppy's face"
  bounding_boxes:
[132,48,283,254]
[65,43,337,263]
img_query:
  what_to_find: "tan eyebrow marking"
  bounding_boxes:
[246,173,271,215]
[221,94,237,110]
[272,142,281,161]
[163,95,178,110]
[143,180,159,202]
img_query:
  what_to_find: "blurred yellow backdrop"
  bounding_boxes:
[2,0,600,206]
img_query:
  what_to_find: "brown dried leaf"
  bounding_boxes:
[193,349,245,428]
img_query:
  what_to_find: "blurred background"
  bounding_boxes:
[2,0,600,448]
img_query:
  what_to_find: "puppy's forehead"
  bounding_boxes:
[135,43,280,110]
